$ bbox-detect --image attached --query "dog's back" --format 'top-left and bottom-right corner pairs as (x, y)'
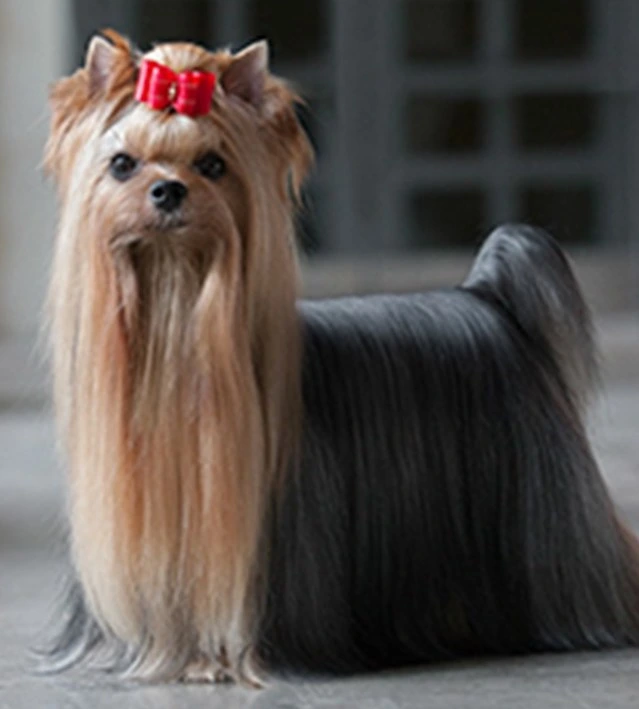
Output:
(262, 225), (639, 673)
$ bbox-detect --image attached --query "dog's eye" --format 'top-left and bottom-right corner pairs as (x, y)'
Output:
(194, 152), (226, 181)
(109, 153), (139, 181)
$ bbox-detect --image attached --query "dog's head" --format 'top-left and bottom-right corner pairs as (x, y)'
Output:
(47, 29), (311, 373)
(47, 29), (312, 276)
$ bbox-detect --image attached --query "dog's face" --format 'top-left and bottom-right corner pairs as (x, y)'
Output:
(47, 31), (312, 263)
(91, 105), (247, 253)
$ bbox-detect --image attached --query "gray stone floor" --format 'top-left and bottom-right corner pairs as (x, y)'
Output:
(1, 317), (638, 708)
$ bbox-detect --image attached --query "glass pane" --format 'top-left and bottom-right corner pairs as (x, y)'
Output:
(405, 95), (484, 154)
(515, 0), (591, 60)
(248, 0), (327, 61)
(407, 189), (486, 247)
(519, 184), (596, 243)
(513, 93), (597, 151)
(403, 0), (479, 63)
(138, 0), (212, 47)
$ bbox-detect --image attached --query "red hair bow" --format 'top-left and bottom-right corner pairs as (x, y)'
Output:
(135, 59), (217, 117)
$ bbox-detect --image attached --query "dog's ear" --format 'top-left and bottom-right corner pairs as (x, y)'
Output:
(85, 33), (119, 96)
(49, 30), (135, 117)
(221, 40), (314, 198)
(220, 40), (269, 108)
(46, 30), (136, 182)
(85, 29), (137, 98)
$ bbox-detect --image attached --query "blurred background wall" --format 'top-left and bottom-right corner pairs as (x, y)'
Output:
(0, 0), (637, 404)
(0, 0), (68, 337)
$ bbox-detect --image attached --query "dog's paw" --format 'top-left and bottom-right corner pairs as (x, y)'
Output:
(180, 655), (233, 684)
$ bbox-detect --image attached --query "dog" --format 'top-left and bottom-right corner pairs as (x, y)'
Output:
(44, 30), (639, 685)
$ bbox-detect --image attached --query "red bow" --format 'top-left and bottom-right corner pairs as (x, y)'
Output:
(135, 59), (217, 117)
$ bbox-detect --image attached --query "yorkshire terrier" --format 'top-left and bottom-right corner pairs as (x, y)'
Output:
(44, 30), (639, 686)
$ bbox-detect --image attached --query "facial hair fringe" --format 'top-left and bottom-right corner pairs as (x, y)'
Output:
(47, 172), (301, 684)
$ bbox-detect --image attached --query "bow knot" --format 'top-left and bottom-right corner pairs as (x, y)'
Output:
(135, 59), (217, 117)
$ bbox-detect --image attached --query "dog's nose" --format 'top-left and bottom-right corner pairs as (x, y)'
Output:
(149, 180), (188, 213)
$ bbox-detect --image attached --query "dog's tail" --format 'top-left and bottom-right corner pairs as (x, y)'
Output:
(463, 223), (639, 651)
(463, 223), (597, 409)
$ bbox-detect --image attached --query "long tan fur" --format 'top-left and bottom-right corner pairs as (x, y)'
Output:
(46, 30), (312, 683)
